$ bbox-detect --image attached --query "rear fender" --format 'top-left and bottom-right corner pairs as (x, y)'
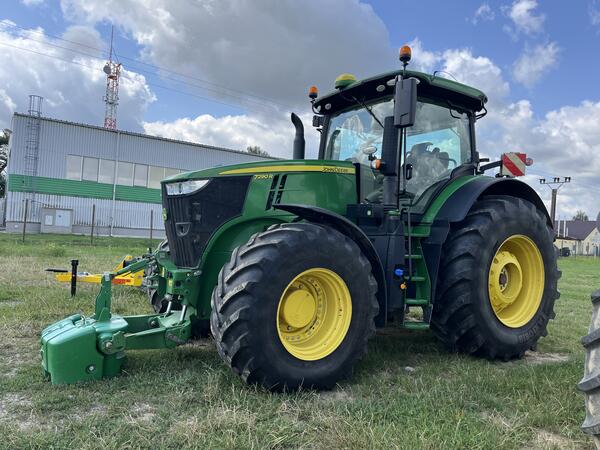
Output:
(433, 176), (551, 225)
(422, 176), (552, 304)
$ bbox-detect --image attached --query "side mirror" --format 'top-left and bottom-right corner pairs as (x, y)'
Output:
(379, 116), (398, 175)
(394, 77), (417, 128)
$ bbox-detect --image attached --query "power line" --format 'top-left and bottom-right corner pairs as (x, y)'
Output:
(0, 40), (281, 116)
(0, 33), (286, 111)
(1, 21), (295, 110)
(529, 169), (600, 194)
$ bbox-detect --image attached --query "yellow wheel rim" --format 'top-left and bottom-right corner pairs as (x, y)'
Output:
(488, 234), (544, 328)
(277, 268), (352, 361)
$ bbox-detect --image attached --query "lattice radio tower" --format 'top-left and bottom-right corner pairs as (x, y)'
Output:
(103, 26), (121, 129)
(24, 94), (43, 200)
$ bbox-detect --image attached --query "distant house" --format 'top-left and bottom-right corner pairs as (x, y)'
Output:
(555, 220), (600, 256)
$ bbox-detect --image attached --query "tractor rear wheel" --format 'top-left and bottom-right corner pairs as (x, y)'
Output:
(431, 195), (560, 360)
(579, 289), (600, 446)
(210, 222), (378, 391)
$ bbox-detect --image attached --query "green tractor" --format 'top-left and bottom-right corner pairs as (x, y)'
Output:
(41, 46), (560, 390)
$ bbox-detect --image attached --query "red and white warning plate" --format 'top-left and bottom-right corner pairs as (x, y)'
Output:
(500, 152), (527, 177)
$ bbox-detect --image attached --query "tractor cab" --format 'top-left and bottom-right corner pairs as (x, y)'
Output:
(312, 66), (487, 214)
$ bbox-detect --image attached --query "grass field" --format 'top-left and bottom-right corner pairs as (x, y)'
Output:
(0, 233), (598, 449)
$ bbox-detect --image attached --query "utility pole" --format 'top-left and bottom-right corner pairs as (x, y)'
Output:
(539, 177), (571, 234)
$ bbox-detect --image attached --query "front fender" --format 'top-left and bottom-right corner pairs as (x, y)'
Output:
(274, 204), (387, 326)
(194, 215), (292, 318)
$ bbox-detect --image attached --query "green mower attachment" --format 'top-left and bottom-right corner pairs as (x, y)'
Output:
(41, 257), (194, 384)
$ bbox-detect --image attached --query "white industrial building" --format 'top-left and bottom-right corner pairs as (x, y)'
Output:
(1, 113), (273, 237)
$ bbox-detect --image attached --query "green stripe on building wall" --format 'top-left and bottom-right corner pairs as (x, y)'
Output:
(8, 174), (162, 204)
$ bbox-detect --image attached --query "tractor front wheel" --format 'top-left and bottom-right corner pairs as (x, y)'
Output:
(210, 223), (378, 391)
(431, 195), (560, 360)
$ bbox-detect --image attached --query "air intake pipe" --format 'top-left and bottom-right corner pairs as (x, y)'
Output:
(291, 113), (305, 159)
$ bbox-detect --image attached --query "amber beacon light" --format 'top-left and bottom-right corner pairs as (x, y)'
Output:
(399, 45), (412, 64)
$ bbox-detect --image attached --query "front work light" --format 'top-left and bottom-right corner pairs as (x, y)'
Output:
(165, 179), (210, 195)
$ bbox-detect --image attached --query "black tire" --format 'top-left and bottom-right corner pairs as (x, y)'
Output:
(579, 289), (600, 444)
(431, 195), (560, 360)
(210, 222), (378, 391)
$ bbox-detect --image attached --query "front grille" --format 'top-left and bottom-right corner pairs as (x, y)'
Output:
(162, 176), (252, 267)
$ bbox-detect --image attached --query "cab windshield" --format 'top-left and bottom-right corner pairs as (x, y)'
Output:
(324, 97), (472, 210)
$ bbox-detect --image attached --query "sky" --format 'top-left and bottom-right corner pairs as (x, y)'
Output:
(1, 0), (599, 221)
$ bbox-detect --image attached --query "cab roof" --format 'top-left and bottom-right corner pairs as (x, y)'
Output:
(313, 69), (488, 115)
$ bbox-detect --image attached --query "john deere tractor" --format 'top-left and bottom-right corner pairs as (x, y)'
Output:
(41, 46), (560, 390)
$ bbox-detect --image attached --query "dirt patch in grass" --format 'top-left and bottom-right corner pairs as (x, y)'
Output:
(522, 351), (570, 365)
(125, 403), (156, 424)
(0, 393), (32, 418)
(318, 388), (355, 403)
(0, 393), (43, 432)
(526, 429), (579, 449)
(0, 337), (38, 378)
(72, 403), (108, 421)
(185, 338), (213, 349)
(208, 405), (256, 428)
(0, 300), (23, 307)
(175, 405), (257, 434)
(481, 411), (515, 430)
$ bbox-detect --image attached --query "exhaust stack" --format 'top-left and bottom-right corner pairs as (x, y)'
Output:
(291, 113), (305, 159)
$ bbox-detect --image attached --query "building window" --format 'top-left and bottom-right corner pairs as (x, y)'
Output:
(148, 166), (164, 189)
(117, 161), (134, 186)
(82, 157), (99, 182)
(134, 164), (148, 187)
(66, 155), (83, 180)
(98, 159), (115, 184)
(66, 156), (179, 188)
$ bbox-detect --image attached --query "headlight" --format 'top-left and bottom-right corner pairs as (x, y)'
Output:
(165, 179), (210, 195)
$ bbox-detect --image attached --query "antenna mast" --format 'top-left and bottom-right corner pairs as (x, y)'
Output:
(103, 26), (121, 129)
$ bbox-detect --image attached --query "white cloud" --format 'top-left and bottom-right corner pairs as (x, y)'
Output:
(57, 0), (395, 157)
(471, 3), (495, 25)
(143, 35), (512, 160)
(143, 111), (319, 159)
(0, 89), (17, 118)
(409, 39), (508, 103)
(590, 0), (600, 26)
(0, 21), (155, 131)
(407, 38), (442, 74)
(479, 99), (600, 220)
(504, 0), (545, 36)
(60, 0), (394, 110)
(20, 0), (44, 6)
(513, 42), (559, 87)
(441, 49), (509, 102)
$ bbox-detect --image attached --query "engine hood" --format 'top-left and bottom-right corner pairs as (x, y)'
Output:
(162, 159), (356, 184)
